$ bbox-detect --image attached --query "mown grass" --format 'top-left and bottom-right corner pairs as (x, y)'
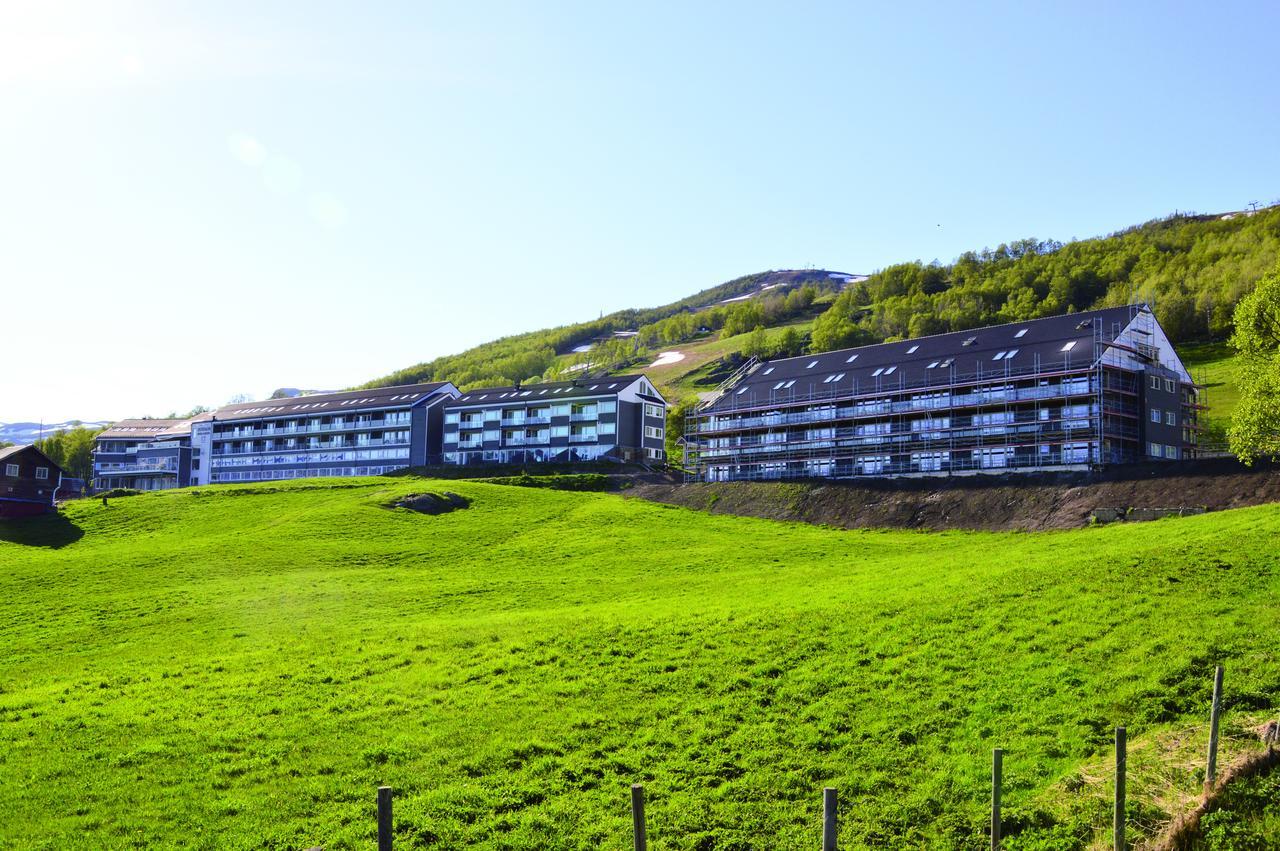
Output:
(0, 479), (1277, 849)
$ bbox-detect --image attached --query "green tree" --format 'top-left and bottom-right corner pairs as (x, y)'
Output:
(34, 426), (102, 482)
(743, 326), (770, 359)
(772, 326), (803, 358)
(1228, 260), (1280, 463)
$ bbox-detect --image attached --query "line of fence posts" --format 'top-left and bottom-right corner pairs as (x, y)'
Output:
(366, 666), (1230, 850)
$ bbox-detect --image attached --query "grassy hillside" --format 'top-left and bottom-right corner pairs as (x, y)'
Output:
(2, 481), (1278, 849)
(362, 208), (1279, 420)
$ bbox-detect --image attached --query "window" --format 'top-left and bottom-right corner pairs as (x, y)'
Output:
(551, 426), (569, 438)
(962, 337), (977, 346)
(871, 368), (884, 377)
(846, 353), (859, 363)
(773, 381), (786, 390)
(1061, 341), (1077, 352)
(1166, 411), (1176, 426)
(906, 345), (919, 354)
(444, 412), (459, 424)
(644, 403), (663, 418)
(1165, 445), (1178, 459)
(1004, 349), (1019, 359)
(938, 358), (954, 368)
(644, 426), (664, 440)
(1014, 328), (1028, 338)
(806, 360), (818, 369)
(598, 421), (616, 435)
(1150, 408), (1161, 423)
(1149, 442), (1162, 456)
(883, 366), (896, 375)
(1164, 378), (1175, 393)
(1150, 376), (1160, 390)
(823, 372), (845, 383)
(783, 380), (796, 388)
(35, 467), (49, 480)
(993, 351), (1006, 360)
(4, 464), (17, 477)
(736, 386), (749, 395)
(927, 361), (939, 369)
(762, 367), (774, 374)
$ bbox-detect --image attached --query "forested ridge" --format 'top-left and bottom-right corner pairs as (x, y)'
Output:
(365, 207), (1280, 393)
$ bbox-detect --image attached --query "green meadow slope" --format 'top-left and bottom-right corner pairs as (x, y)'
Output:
(1, 481), (1278, 849)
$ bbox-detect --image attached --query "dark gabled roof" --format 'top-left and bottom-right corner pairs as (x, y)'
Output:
(210, 382), (455, 422)
(448, 374), (648, 405)
(702, 304), (1148, 413)
(0, 443), (65, 473)
(97, 418), (192, 440)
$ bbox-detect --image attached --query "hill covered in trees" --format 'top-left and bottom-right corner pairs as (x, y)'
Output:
(364, 207), (1280, 404)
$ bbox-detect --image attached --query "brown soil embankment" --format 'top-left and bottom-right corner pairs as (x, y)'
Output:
(627, 458), (1280, 531)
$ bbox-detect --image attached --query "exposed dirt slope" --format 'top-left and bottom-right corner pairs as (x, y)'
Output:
(627, 459), (1280, 531)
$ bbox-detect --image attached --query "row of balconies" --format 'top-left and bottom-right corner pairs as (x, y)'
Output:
(214, 418), (410, 440)
(697, 382), (1102, 433)
(212, 437), (409, 455)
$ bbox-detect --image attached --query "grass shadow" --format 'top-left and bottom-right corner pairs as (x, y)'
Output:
(0, 511), (85, 549)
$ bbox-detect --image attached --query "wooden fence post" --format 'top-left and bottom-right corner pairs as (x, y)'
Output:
(631, 784), (647, 851)
(377, 786), (393, 851)
(1206, 665), (1224, 790)
(991, 748), (1003, 850)
(1114, 728), (1126, 850)
(822, 787), (837, 851)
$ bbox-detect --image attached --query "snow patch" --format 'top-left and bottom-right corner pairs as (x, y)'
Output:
(649, 351), (686, 368)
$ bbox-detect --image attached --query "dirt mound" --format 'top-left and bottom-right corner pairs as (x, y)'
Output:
(628, 459), (1280, 531)
(391, 492), (470, 515)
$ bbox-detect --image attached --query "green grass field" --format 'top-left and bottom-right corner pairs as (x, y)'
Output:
(1, 480), (1277, 849)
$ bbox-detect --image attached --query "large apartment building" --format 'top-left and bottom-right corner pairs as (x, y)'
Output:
(92, 416), (207, 492)
(442, 375), (667, 465)
(685, 304), (1201, 482)
(200, 382), (459, 484)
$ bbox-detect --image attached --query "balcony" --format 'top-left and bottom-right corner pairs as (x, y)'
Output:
(500, 418), (527, 427)
(569, 433), (597, 443)
(95, 460), (178, 475)
(524, 415), (550, 425)
(570, 412), (597, 422)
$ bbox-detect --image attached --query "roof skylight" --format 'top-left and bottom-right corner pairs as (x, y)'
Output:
(1061, 341), (1078, 352)
(806, 360), (818, 369)
(962, 337), (977, 346)
(737, 386), (749, 395)
(906, 345), (919, 354)
(884, 366), (897, 375)
(1014, 328), (1028, 338)
(872, 367), (884, 377)
(762, 367), (774, 375)
(846, 354), (859, 363)
(993, 351), (1006, 360)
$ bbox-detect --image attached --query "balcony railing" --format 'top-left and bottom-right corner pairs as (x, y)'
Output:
(214, 419), (410, 440)
(569, 433), (597, 443)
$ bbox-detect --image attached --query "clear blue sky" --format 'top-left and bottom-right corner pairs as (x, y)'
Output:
(3, 1), (1278, 423)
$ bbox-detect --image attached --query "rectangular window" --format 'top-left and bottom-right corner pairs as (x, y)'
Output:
(1165, 445), (1179, 460)
(444, 411), (459, 424)
(1150, 408), (1161, 423)
(1165, 411), (1176, 426)
(551, 425), (569, 438)
(883, 366), (896, 375)
(1014, 328), (1028, 338)
(806, 360), (818, 369)
(845, 353), (859, 363)
(35, 467), (48, 480)
(1004, 349), (1019, 359)
(598, 421), (616, 435)
(1061, 341), (1077, 352)
(1150, 375), (1160, 390)
(906, 344), (919, 354)
(1149, 442), (1161, 457)
(1164, 378), (1175, 393)
(644, 426), (664, 440)
(643, 403), (663, 419)
(993, 351), (1006, 360)
(598, 400), (617, 414)
(871, 368), (883, 377)
(4, 464), (17, 477)
(762, 367), (774, 374)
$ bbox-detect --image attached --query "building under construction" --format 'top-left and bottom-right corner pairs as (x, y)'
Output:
(685, 304), (1201, 482)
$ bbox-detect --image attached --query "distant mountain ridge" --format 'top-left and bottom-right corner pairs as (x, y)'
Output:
(0, 421), (109, 446)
